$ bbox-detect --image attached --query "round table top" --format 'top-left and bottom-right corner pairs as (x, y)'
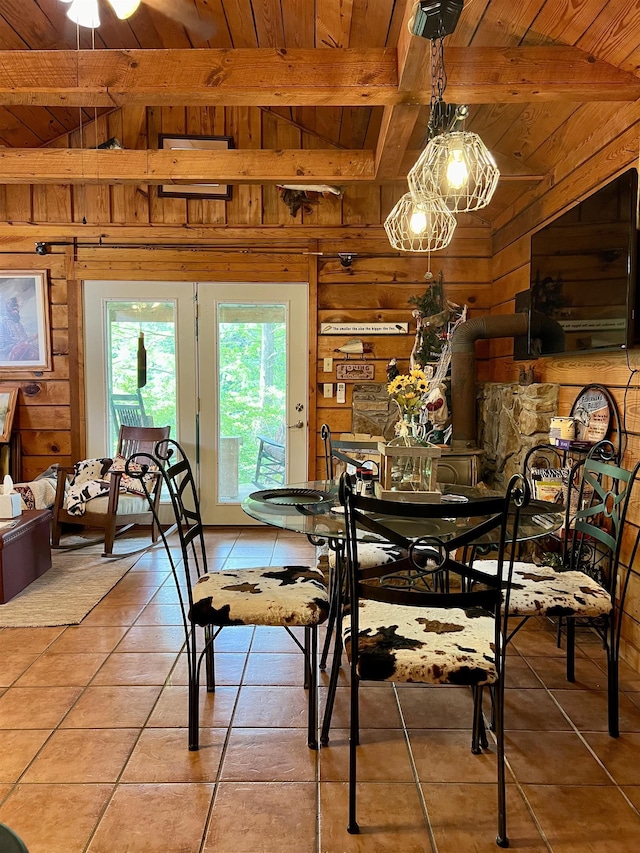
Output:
(241, 480), (563, 545)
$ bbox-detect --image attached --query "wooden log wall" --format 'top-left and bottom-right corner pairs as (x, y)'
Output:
(489, 132), (640, 670)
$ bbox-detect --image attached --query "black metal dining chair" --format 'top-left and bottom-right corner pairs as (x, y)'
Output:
(327, 472), (529, 846)
(127, 438), (330, 750)
(476, 440), (640, 737)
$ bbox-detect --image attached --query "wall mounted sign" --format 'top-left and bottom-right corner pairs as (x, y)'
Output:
(336, 363), (375, 381)
(571, 387), (611, 442)
(320, 322), (409, 335)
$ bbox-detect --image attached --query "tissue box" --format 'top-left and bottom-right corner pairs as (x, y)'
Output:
(0, 493), (22, 518)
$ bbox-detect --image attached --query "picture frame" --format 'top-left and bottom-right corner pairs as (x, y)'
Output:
(157, 134), (234, 200)
(0, 387), (18, 443)
(0, 271), (52, 371)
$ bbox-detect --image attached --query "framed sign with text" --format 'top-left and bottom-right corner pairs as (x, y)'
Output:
(320, 322), (408, 335)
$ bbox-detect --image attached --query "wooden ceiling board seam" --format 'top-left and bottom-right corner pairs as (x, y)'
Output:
(448, 0), (492, 47)
(347, 0), (395, 49)
(576, 0), (640, 65)
(252, 0), (286, 48)
(316, 0), (354, 49)
(469, 0), (552, 47)
(282, 0), (315, 47)
(491, 102), (580, 170)
(220, 0), (259, 48)
(518, 0), (610, 48)
(190, 0), (233, 49)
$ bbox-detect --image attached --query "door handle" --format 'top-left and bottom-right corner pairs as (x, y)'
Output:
(287, 420), (304, 429)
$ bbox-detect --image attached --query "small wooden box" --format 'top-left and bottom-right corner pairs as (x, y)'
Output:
(375, 441), (441, 501)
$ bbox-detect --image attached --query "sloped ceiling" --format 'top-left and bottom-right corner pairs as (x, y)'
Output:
(0, 0), (639, 228)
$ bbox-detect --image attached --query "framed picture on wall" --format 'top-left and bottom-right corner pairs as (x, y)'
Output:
(157, 134), (234, 200)
(0, 386), (18, 443)
(0, 271), (52, 371)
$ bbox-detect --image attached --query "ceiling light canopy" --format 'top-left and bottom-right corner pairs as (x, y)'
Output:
(384, 191), (456, 253)
(63, 0), (141, 28)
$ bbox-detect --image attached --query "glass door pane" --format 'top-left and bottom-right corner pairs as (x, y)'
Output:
(105, 300), (178, 455)
(217, 302), (287, 503)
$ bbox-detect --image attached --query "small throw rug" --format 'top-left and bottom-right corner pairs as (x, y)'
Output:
(0, 533), (155, 628)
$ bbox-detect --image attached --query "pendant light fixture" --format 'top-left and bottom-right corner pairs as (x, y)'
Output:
(384, 190), (456, 254)
(407, 22), (500, 214)
(61, 0), (141, 28)
(408, 129), (500, 214)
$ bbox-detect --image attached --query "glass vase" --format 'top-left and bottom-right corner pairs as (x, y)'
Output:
(387, 413), (433, 491)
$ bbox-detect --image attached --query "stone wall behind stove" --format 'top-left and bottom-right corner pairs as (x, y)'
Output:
(476, 382), (559, 489)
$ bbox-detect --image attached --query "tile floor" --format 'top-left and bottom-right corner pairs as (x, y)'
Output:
(1, 527), (640, 852)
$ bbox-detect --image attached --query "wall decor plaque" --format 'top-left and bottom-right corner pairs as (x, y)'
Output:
(320, 322), (408, 335)
(336, 363), (375, 381)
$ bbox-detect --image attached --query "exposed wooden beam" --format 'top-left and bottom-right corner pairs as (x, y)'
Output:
(375, 1), (424, 179)
(0, 47), (638, 108)
(0, 148), (375, 184)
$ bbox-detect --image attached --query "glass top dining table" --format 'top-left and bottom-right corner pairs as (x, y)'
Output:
(241, 479), (564, 545)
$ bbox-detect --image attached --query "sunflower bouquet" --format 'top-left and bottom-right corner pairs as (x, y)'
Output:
(386, 367), (429, 417)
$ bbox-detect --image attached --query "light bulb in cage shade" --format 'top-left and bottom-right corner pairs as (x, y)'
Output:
(108, 0), (141, 19)
(66, 0), (101, 28)
(409, 205), (428, 235)
(446, 147), (468, 190)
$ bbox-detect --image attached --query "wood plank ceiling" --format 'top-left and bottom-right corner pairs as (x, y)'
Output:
(0, 0), (639, 229)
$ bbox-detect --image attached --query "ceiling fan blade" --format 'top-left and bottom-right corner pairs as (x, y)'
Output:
(143, 0), (217, 40)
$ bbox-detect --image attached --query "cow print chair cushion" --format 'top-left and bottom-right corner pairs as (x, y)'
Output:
(477, 560), (612, 618)
(189, 565), (329, 628)
(343, 599), (498, 685)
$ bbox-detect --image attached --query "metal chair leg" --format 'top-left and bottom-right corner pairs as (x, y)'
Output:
(566, 616), (576, 682)
(188, 635), (200, 751)
(494, 675), (509, 848)
(307, 626), (319, 749)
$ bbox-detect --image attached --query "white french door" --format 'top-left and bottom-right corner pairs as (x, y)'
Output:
(84, 280), (309, 524)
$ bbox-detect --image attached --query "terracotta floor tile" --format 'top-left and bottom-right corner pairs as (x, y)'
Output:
(81, 603), (145, 626)
(14, 651), (108, 687)
(522, 784), (640, 851)
(21, 728), (139, 783)
(551, 688), (640, 732)
(233, 685), (309, 727)
(0, 627), (64, 654)
(510, 624), (577, 657)
(0, 784), (11, 805)
(584, 732), (640, 785)
(114, 625), (186, 653)
(0, 783), (114, 853)
(617, 660), (640, 692)
(320, 781), (432, 852)
(121, 727), (225, 782)
(133, 604), (185, 626)
(250, 624), (305, 653)
(99, 585), (156, 607)
(320, 727), (414, 783)
(211, 625), (254, 652)
(0, 729), (52, 782)
(501, 688), (572, 731)
(242, 651), (313, 687)
(503, 657), (545, 689)
(0, 687), (83, 729)
(505, 730), (610, 784)
(320, 684), (401, 732)
(87, 783), (214, 853)
(204, 782), (317, 853)
(526, 653), (608, 691)
(220, 727), (317, 781)
(0, 652), (40, 687)
(408, 728), (498, 783)
(148, 584), (181, 605)
(146, 684), (237, 728)
(61, 685), (162, 728)
(422, 783), (548, 852)
(47, 625), (129, 654)
(396, 683), (477, 729)
(92, 652), (179, 686)
(169, 652), (247, 686)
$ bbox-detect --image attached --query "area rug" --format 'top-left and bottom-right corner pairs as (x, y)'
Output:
(0, 533), (156, 628)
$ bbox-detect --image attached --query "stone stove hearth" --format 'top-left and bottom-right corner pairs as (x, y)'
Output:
(476, 382), (559, 490)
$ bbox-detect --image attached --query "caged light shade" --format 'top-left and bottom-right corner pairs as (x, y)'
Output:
(384, 191), (456, 253)
(408, 131), (500, 214)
